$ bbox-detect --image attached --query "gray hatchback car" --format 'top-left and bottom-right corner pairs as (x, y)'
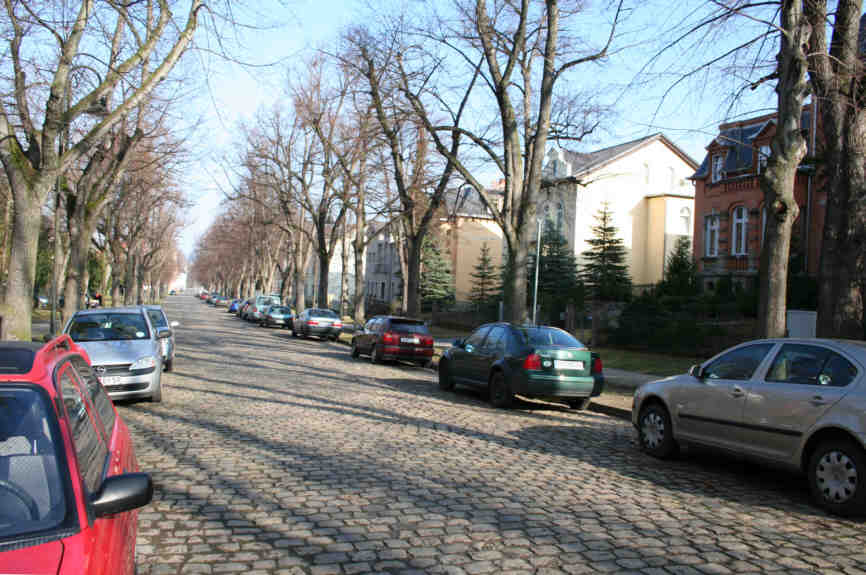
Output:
(64, 307), (168, 402)
(633, 338), (866, 516)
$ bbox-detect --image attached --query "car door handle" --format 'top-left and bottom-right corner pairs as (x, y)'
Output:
(730, 386), (745, 398)
(811, 395), (827, 405)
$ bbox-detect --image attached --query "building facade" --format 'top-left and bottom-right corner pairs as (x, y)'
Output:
(541, 134), (698, 288)
(690, 105), (825, 290)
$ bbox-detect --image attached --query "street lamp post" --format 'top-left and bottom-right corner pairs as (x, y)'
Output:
(531, 216), (542, 325)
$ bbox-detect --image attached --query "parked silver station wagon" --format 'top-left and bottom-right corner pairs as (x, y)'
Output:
(633, 338), (866, 516)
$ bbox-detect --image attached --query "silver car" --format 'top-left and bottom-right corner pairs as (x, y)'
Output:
(64, 307), (167, 402)
(143, 305), (179, 372)
(633, 338), (866, 516)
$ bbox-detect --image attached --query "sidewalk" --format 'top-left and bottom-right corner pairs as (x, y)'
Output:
(588, 369), (665, 420)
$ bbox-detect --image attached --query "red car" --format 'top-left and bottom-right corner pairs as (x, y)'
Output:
(0, 336), (152, 575)
(350, 315), (434, 366)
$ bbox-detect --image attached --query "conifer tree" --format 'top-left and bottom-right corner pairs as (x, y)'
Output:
(581, 202), (631, 301)
(469, 243), (500, 309)
(659, 236), (697, 296)
(420, 235), (455, 309)
(528, 221), (583, 321)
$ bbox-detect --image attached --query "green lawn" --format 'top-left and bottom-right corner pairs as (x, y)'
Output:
(591, 347), (703, 377)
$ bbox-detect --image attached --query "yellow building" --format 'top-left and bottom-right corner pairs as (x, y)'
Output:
(541, 134), (698, 288)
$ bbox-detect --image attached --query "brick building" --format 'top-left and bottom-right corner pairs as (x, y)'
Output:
(690, 103), (826, 290)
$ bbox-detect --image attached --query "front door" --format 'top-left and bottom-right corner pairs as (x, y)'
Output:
(450, 326), (492, 386)
(674, 342), (775, 452)
(743, 344), (859, 461)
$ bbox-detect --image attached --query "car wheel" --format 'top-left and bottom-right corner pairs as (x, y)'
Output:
(164, 358), (173, 372)
(149, 378), (163, 403)
(638, 402), (678, 458)
(438, 360), (454, 391)
(808, 439), (866, 516)
(567, 398), (592, 410)
(371, 344), (381, 364)
(351, 340), (360, 358)
(489, 371), (513, 408)
(291, 325), (298, 337)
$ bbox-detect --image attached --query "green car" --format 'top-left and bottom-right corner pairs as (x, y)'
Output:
(438, 323), (604, 409)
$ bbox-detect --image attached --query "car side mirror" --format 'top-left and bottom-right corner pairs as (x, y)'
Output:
(157, 328), (172, 339)
(688, 364), (703, 379)
(170, 321), (179, 328)
(91, 473), (153, 518)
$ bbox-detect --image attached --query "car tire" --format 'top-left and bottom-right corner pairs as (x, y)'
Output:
(351, 340), (360, 358)
(291, 325), (298, 337)
(438, 360), (454, 391)
(489, 371), (513, 408)
(149, 379), (163, 403)
(638, 402), (678, 458)
(371, 344), (381, 364)
(568, 398), (591, 410)
(808, 439), (866, 516)
(164, 358), (173, 372)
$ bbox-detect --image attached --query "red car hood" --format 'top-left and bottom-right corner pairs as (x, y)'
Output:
(0, 540), (63, 574)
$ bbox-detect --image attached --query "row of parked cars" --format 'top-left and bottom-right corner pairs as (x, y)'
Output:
(0, 294), (186, 571)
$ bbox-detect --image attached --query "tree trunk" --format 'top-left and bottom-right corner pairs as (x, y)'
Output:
(3, 196), (43, 340)
(395, 225), (409, 313)
(63, 210), (94, 320)
(756, 0), (809, 338)
(316, 249), (331, 309)
(353, 237), (366, 326)
(340, 230), (350, 317)
(406, 236), (422, 316)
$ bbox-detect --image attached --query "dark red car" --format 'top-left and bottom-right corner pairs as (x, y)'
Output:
(350, 316), (434, 366)
(0, 336), (152, 575)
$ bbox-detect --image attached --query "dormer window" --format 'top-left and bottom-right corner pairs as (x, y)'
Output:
(711, 154), (725, 183)
(757, 144), (771, 174)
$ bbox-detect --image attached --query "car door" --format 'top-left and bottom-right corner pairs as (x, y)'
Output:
(674, 342), (775, 451)
(470, 326), (505, 384)
(449, 326), (492, 386)
(742, 343), (860, 461)
(56, 362), (132, 575)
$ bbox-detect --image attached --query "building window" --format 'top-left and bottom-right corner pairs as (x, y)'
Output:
(704, 215), (719, 257)
(680, 207), (691, 235)
(731, 205), (748, 256)
(758, 144), (771, 174)
(711, 154), (725, 183)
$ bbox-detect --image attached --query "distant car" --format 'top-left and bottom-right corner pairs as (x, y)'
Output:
(351, 316), (434, 366)
(168, 289), (176, 296)
(35, 295), (49, 308)
(633, 338), (866, 517)
(438, 323), (604, 409)
(0, 336), (153, 575)
(228, 299), (242, 313)
(64, 307), (167, 402)
(245, 295), (281, 322)
(142, 305), (179, 372)
(260, 305), (293, 328)
(292, 308), (342, 340)
(238, 299), (254, 319)
(214, 296), (230, 308)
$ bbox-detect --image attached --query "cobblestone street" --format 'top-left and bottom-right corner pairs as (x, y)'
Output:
(123, 297), (866, 575)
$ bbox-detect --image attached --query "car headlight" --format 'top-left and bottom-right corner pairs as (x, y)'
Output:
(130, 356), (157, 371)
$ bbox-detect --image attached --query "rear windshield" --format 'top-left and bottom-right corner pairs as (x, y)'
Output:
(515, 327), (584, 348)
(67, 313), (151, 342)
(270, 307), (291, 314)
(311, 309), (338, 318)
(0, 386), (70, 540)
(390, 321), (429, 334)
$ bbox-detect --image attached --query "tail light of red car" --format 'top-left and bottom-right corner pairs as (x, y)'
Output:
(591, 356), (603, 374)
(523, 353), (542, 370)
(307, 320), (319, 326)
(419, 335), (433, 347)
(382, 331), (398, 344)
(334, 321), (343, 328)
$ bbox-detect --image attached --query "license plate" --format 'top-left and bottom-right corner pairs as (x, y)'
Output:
(400, 337), (420, 344)
(274, 319), (283, 324)
(554, 360), (584, 371)
(100, 376), (122, 386)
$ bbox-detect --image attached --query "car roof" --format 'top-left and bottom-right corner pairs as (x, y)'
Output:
(0, 336), (86, 388)
(72, 306), (145, 315)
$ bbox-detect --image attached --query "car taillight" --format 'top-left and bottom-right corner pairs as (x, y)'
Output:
(382, 331), (398, 344)
(592, 356), (603, 374)
(523, 353), (542, 370)
(334, 322), (343, 328)
(307, 320), (319, 326)
(420, 335), (433, 347)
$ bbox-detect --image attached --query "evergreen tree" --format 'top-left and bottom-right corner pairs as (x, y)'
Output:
(420, 235), (455, 310)
(528, 222), (583, 321)
(469, 243), (500, 309)
(581, 202), (631, 301)
(659, 236), (696, 296)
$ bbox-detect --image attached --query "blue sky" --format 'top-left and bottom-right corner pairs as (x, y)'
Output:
(178, 0), (776, 256)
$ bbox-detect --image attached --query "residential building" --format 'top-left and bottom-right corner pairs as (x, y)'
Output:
(364, 230), (402, 304)
(690, 104), (824, 290)
(541, 134), (699, 288)
(304, 229), (358, 310)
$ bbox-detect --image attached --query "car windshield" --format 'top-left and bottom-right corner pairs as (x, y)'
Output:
(68, 313), (151, 342)
(0, 386), (69, 540)
(390, 320), (429, 334)
(515, 327), (584, 348)
(270, 307), (291, 315)
(146, 310), (167, 328)
(311, 309), (338, 318)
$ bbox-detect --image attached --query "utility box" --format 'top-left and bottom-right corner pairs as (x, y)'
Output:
(787, 310), (817, 338)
